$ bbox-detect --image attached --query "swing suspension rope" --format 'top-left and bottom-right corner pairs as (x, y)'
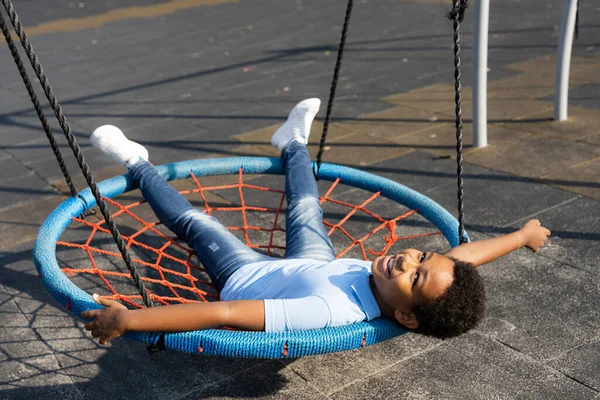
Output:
(3, 0), (469, 352)
(1, 0), (154, 308)
(316, 0), (354, 171)
(449, 0), (469, 244)
(315, 0), (468, 243)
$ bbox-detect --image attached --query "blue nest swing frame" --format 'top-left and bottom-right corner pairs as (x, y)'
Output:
(34, 157), (465, 358)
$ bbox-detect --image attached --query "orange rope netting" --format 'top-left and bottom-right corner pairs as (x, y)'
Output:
(56, 169), (441, 309)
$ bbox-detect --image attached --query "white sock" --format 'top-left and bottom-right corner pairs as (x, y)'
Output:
(90, 125), (149, 168)
(271, 98), (321, 151)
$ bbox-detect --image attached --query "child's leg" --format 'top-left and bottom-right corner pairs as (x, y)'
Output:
(283, 141), (336, 261)
(271, 99), (335, 261)
(92, 125), (272, 289)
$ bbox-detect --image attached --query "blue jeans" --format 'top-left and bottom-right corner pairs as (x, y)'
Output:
(128, 141), (335, 290)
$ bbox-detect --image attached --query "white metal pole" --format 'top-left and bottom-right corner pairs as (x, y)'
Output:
(472, 0), (489, 148)
(555, 0), (578, 121)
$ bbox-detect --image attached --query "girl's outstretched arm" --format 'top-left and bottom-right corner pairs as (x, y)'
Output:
(81, 294), (265, 344)
(444, 219), (551, 268)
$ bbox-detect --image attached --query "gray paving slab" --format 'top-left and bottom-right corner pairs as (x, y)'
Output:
(358, 151), (489, 195)
(548, 340), (600, 392)
(0, 285), (31, 329)
(40, 18), (304, 99)
(0, 116), (49, 147)
(1, 70), (98, 105)
(49, 340), (272, 400)
(521, 196), (600, 276)
(0, 358), (83, 400)
(178, 360), (329, 400)
(0, 325), (58, 364)
(8, 0), (170, 26)
(0, 172), (58, 211)
(282, 334), (441, 396)
(570, 83), (600, 110)
(0, 89), (33, 115)
(0, 198), (66, 252)
(159, 97), (276, 137)
(0, 285), (82, 400)
(477, 250), (600, 361)
(82, 117), (203, 153)
(0, 156), (33, 183)
(3, 136), (79, 166)
(144, 136), (251, 165)
(426, 169), (579, 233)
(61, 94), (178, 135)
(25, 145), (113, 183)
(214, 60), (320, 97)
(0, 246), (48, 299)
(328, 332), (597, 400)
(541, 83), (600, 111)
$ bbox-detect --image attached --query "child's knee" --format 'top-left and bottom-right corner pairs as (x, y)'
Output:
(288, 195), (321, 211)
(287, 197), (323, 224)
(174, 209), (216, 238)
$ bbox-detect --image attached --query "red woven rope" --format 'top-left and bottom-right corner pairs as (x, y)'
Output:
(56, 169), (441, 308)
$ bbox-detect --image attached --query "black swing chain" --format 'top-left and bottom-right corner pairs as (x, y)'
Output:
(1, 0), (154, 308)
(0, 11), (78, 198)
(449, 0), (468, 244)
(316, 0), (354, 172)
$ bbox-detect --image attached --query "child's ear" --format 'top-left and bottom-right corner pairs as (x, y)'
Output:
(394, 309), (419, 329)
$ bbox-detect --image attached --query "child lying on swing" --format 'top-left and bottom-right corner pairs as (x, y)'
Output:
(82, 98), (551, 345)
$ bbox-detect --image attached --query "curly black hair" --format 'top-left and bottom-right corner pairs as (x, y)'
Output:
(412, 259), (486, 339)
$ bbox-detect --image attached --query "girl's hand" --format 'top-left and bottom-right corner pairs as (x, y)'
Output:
(520, 219), (551, 252)
(81, 294), (129, 345)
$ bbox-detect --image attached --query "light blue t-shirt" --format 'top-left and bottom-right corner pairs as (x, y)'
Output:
(220, 258), (382, 332)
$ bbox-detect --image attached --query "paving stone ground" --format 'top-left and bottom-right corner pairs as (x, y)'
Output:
(1, 0), (599, 399)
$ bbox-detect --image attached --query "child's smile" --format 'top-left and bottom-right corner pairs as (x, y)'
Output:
(371, 249), (455, 327)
